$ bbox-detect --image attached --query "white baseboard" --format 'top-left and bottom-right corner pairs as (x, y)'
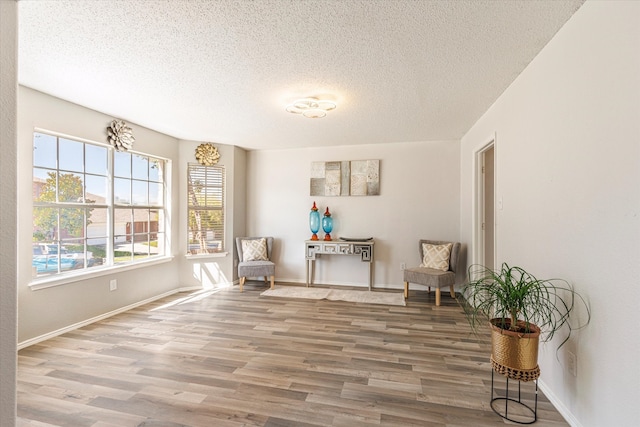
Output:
(538, 379), (582, 427)
(17, 285), (207, 350)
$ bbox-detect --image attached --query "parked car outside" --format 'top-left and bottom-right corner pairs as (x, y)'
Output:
(32, 243), (94, 273)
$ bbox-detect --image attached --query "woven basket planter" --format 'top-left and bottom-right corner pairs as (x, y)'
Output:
(490, 318), (541, 381)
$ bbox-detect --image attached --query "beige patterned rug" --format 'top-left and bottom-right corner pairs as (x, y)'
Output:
(261, 286), (406, 306)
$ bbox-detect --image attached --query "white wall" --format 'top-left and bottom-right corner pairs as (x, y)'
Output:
(17, 87), (182, 343)
(460, 2), (640, 426)
(246, 140), (461, 288)
(0, 1), (18, 424)
(232, 146), (247, 282)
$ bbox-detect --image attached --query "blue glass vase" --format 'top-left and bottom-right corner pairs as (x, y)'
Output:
(322, 207), (333, 241)
(309, 202), (320, 240)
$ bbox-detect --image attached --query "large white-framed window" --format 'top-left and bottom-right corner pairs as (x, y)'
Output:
(187, 163), (225, 255)
(32, 131), (168, 278)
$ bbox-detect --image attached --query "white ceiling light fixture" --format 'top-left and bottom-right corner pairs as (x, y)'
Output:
(286, 98), (337, 118)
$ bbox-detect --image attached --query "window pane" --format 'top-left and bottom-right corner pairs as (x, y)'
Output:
(138, 248), (151, 259)
(114, 208), (132, 236)
(133, 209), (149, 233)
(33, 207), (57, 241)
(132, 154), (148, 180)
(188, 209), (222, 253)
(33, 132), (57, 169)
(114, 151), (131, 178)
(32, 242), (63, 276)
(114, 178), (131, 204)
(33, 169), (56, 202)
(31, 240), (54, 276)
(87, 208), (108, 241)
(132, 180), (148, 205)
(61, 238), (87, 270)
(149, 182), (162, 206)
(114, 239), (133, 264)
(87, 237), (107, 267)
(204, 187), (222, 206)
(136, 239), (151, 258)
(149, 159), (163, 182)
(114, 208), (131, 263)
(149, 233), (162, 256)
(85, 175), (108, 202)
(59, 207), (85, 238)
(151, 209), (163, 233)
(85, 144), (108, 176)
(57, 173), (85, 203)
(132, 209), (150, 258)
(59, 138), (84, 172)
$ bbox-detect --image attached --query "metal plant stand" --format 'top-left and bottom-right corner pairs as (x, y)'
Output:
(490, 369), (538, 424)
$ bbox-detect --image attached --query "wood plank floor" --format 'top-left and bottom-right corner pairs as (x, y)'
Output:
(17, 282), (568, 427)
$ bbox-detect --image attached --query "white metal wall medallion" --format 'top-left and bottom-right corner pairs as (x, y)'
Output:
(107, 119), (135, 151)
(195, 143), (221, 166)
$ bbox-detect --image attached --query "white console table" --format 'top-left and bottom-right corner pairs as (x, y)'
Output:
(305, 240), (375, 290)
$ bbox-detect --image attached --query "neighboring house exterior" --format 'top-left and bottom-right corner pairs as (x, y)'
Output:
(33, 178), (158, 245)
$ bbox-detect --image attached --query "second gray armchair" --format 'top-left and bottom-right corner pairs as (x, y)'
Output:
(403, 239), (461, 306)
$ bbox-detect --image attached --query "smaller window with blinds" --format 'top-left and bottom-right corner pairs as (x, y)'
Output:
(187, 164), (225, 254)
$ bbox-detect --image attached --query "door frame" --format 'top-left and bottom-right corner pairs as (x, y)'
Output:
(472, 134), (496, 270)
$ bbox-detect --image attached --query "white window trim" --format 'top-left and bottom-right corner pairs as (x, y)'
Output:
(184, 252), (229, 259)
(28, 255), (174, 291)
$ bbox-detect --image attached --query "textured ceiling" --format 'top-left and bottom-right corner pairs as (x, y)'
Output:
(18, 0), (584, 150)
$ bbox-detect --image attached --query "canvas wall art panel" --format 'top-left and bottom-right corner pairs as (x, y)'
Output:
(350, 160), (379, 196)
(310, 159), (379, 196)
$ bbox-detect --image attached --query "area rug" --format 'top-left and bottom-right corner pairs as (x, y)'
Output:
(260, 286), (406, 306)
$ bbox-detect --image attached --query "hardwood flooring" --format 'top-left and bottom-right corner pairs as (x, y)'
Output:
(17, 283), (568, 426)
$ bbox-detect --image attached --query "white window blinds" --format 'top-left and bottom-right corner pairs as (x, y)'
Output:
(187, 164), (225, 254)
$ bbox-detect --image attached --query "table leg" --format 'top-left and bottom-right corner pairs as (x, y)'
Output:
(310, 260), (315, 286)
(306, 259), (316, 287)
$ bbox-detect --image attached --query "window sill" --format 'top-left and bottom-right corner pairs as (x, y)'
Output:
(28, 256), (175, 291)
(184, 252), (229, 260)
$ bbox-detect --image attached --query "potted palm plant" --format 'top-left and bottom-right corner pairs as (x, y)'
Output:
(462, 263), (590, 381)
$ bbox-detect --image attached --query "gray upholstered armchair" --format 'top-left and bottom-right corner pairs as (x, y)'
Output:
(235, 237), (275, 292)
(403, 239), (460, 305)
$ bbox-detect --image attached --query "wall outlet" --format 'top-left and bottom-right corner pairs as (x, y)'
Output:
(400, 262), (406, 270)
(567, 351), (577, 376)
(109, 279), (117, 291)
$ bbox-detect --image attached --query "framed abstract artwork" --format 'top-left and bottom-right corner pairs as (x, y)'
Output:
(310, 159), (379, 196)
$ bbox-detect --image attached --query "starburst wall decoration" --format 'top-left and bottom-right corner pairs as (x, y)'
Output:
(195, 143), (221, 166)
(107, 119), (135, 151)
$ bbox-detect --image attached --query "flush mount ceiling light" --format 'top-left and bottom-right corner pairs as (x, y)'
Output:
(286, 98), (337, 118)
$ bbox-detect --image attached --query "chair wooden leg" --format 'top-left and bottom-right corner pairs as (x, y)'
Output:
(435, 287), (441, 306)
(449, 285), (455, 298)
(239, 277), (245, 292)
(404, 282), (409, 299)
(428, 287), (431, 293)
(270, 275), (275, 289)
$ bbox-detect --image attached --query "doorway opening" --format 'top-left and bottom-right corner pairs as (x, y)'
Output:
(474, 138), (496, 270)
